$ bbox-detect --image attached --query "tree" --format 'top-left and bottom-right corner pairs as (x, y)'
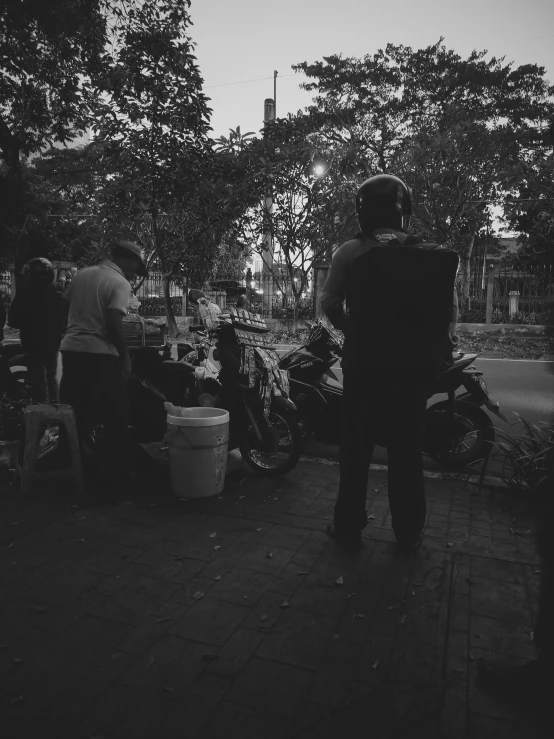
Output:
(500, 119), (554, 262)
(293, 39), (553, 175)
(216, 116), (358, 328)
(91, 0), (222, 337)
(398, 119), (523, 309)
(292, 40), (554, 308)
(0, 0), (127, 272)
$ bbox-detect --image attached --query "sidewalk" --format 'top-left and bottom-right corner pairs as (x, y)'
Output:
(0, 461), (548, 739)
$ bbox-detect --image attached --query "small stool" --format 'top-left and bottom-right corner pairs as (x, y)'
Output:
(15, 404), (85, 501)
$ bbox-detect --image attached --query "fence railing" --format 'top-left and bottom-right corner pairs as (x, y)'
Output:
(3, 256), (552, 325)
(464, 255), (553, 324)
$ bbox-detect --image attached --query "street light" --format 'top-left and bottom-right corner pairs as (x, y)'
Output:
(314, 164), (325, 177)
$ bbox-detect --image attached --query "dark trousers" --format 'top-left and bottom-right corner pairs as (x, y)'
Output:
(336, 369), (428, 542)
(60, 351), (130, 482)
(27, 352), (59, 404)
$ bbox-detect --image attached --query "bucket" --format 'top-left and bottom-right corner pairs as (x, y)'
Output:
(165, 408), (230, 498)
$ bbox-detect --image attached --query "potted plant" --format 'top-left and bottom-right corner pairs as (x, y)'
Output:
(0, 393), (29, 470)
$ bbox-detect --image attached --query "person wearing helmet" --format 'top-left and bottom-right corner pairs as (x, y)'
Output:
(8, 257), (67, 403)
(320, 174), (459, 553)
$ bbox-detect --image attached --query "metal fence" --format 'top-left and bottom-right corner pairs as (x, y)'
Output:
(463, 248), (554, 324)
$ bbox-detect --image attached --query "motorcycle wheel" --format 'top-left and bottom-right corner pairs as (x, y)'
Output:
(239, 406), (302, 477)
(424, 400), (495, 470)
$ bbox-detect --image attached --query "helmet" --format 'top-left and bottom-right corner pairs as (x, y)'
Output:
(21, 258), (55, 285)
(356, 175), (412, 233)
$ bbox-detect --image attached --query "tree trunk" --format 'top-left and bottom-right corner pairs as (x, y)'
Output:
(460, 228), (478, 315)
(163, 272), (179, 338)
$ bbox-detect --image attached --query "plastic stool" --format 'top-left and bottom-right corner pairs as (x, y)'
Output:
(16, 404), (85, 501)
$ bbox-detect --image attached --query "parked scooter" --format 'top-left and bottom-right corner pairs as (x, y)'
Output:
(177, 311), (303, 477)
(124, 322), (302, 477)
(279, 320), (507, 470)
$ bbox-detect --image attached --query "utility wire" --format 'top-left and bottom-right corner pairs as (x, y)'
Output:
(205, 73), (297, 89)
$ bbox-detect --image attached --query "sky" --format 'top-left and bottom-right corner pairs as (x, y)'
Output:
(189, 0), (554, 139)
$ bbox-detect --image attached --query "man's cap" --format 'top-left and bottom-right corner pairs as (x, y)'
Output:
(111, 240), (147, 277)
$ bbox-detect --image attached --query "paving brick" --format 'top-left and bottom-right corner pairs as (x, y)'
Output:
(445, 629), (469, 679)
(116, 602), (189, 655)
(208, 566), (274, 607)
(470, 556), (525, 584)
(132, 542), (206, 583)
(86, 684), (173, 739)
(169, 596), (250, 646)
(203, 627), (265, 678)
(50, 615), (133, 663)
(172, 576), (217, 606)
(255, 608), (336, 671)
(466, 647), (529, 723)
(202, 700), (292, 739)
(268, 562), (308, 597)
(470, 578), (533, 625)
(308, 658), (356, 708)
(91, 561), (149, 596)
(224, 656), (314, 717)
(260, 524), (312, 550)
(469, 614), (536, 660)
(91, 575), (179, 626)
(119, 634), (209, 695)
(159, 673), (233, 737)
(439, 678), (467, 738)
(289, 531), (329, 570)
(290, 576), (352, 619)
(240, 589), (296, 632)
(466, 712), (544, 739)
(236, 543), (296, 575)
(354, 635), (394, 685)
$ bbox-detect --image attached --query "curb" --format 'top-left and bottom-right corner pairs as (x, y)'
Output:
(300, 455), (509, 489)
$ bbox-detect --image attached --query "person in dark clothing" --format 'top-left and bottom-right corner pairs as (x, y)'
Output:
(236, 287), (250, 310)
(0, 294), (6, 343)
(8, 258), (67, 403)
(320, 175), (459, 553)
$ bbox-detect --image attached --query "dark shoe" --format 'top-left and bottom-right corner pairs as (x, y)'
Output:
(396, 530), (423, 550)
(326, 523), (363, 554)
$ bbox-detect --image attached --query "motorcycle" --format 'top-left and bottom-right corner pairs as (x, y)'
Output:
(120, 313), (302, 477)
(279, 320), (507, 470)
(176, 311), (303, 477)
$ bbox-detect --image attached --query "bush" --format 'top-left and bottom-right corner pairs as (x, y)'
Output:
(137, 297), (183, 317)
(473, 414), (554, 496)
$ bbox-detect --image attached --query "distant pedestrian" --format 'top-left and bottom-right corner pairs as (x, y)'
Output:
(8, 258), (67, 403)
(0, 291), (6, 344)
(188, 290), (221, 329)
(236, 287), (250, 310)
(59, 240), (147, 497)
(321, 174), (459, 553)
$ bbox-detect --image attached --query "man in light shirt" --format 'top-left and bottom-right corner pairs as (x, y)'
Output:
(60, 240), (147, 497)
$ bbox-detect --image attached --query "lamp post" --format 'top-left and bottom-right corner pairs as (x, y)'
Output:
(262, 97), (276, 317)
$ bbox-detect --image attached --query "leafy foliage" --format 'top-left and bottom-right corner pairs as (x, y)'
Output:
(474, 415), (554, 496)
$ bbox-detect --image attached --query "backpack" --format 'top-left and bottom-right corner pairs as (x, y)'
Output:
(346, 240), (459, 378)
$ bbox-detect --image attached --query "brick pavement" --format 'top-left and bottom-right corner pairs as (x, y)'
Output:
(0, 460), (549, 739)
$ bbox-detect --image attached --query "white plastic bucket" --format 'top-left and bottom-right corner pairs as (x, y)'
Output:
(165, 408), (230, 498)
